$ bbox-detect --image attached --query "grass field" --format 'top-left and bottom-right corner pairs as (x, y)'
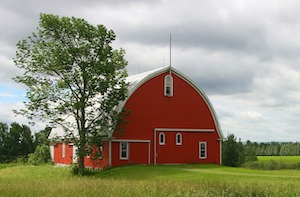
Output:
(242, 156), (300, 170)
(1, 163), (300, 196)
(258, 155), (300, 163)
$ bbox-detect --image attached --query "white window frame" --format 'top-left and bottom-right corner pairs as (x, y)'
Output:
(176, 133), (182, 145)
(164, 74), (173, 97)
(159, 132), (165, 145)
(120, 142), (129, 160)
(86, 144), (91, 158)
(99, 146), (103, 159)
(62, 142), (65, 158)
(199, 142), (207, 159)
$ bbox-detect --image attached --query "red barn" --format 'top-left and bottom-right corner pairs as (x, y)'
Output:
(49, 67), (223, 168)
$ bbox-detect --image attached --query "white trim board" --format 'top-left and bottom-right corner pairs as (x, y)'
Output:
(154, 128), (214, 132)
(111, 139), (151, 143)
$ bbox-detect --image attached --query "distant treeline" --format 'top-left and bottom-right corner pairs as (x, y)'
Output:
(0, 122), (50, 163)
(245, 141), (300, 156)
(222, 134), (300, 167)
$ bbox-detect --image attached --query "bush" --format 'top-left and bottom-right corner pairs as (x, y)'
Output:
(295, 162), (300, 169)
(70, 164), (79, 175)
(28, 145), (51, 165)
(14, 156), (28, 164)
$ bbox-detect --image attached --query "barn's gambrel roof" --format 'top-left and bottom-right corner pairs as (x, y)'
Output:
(122, 66), (223, 139)
(49, 66), (223, 139)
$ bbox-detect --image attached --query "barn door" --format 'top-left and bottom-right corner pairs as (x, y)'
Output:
(156, 131), (186, 164)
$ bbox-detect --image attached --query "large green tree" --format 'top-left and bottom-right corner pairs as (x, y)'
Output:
(222, 134), (245, 167)
(14, 14), (128, 174)
(0, 122), (9, 162)
(0, 122), (34, 162)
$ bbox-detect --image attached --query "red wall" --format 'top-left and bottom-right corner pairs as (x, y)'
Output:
(111, 142), (149, 166)
(84, 142), (109, 169)
(54, 142), (110, 169)
(112, 71), (221, 166)
(156, 132), (220, 164)
(54, 143), (73, 165)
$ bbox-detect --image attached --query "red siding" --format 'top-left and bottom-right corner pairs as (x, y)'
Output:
(112, 71), (221, 166)
(111, 142), (149, 166)
(54, 143), (73, 165)
(84, 142), (109, 169)
(53, 142), (110, 169)
(156, 132), (220, 164)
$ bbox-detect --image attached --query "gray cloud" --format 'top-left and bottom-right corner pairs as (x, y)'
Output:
(1, 0), (300, 141)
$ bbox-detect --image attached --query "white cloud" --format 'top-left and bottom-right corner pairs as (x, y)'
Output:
(0, 102), (47, 133)
(240, 111), (263, 120)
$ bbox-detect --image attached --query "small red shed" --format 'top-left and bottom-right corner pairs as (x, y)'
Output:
(49, 67), (223, 168)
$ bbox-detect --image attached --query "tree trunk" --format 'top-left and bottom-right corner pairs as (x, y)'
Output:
(78, 153), (85, 175)
(78, 128), (86, 175)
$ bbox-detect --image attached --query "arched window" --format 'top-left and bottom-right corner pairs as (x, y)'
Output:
(164, 74), (173, 97)
(86, 144), (91, 158)
(159, 132), (165, 145)
(176, 133), (182, 145)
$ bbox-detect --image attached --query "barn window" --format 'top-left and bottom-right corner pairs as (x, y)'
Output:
(159, 132), (165, 145)
(99, 146), (103, 159)
(86, 144), (91, 158)
(62, 142), (65, 158)
(164, 74), (173, 97)
(176, 133), (182, 145)
(120, 142), (129, 160)
(199, 142), (207, 159)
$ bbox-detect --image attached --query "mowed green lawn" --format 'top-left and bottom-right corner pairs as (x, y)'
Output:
(0, 163), (300, 196)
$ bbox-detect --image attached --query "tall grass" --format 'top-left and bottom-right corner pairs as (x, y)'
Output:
(1, 164), (300, 196)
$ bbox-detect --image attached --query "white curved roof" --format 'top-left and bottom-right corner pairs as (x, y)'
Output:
(48, 126), (65, 139)
(49, 66), (223, 139)
(126, 67), (166, 91)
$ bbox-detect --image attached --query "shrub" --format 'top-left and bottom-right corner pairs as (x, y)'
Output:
(295, 162), (300, 169)
(14, 156), (28, 164)
(28, 145), (50, 165)
(70, 164), (79, 175)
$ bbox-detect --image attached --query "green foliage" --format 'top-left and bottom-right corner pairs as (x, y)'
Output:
(70, 164), (79, 175)
(244, 140), (258, 162)
(13, 14), (128, 174)
(14, 156), (28, 164)
(34, 127), (51, 147)
(28, 145), (51, 165)
(245, 141), (300, 156)
(0, 122), (34, 163)
(0, 122), (9, 162)
(222, 134), (245, 167)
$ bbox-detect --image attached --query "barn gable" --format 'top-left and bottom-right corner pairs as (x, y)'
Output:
(121, 66), (223, 139)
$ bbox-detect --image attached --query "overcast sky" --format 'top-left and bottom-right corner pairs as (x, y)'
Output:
(1, 0), (300, 142)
